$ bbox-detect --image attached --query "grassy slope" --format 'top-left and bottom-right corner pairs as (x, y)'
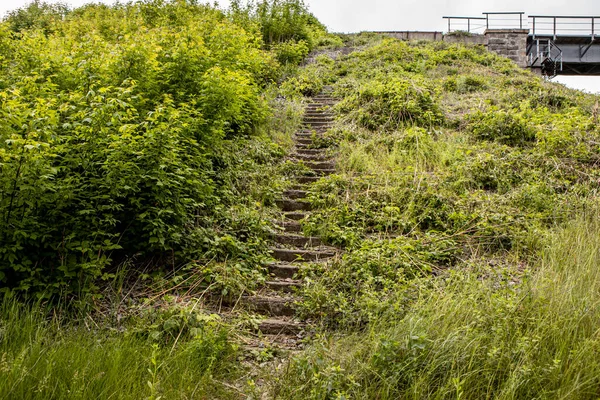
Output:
(270, 36), (600, 398)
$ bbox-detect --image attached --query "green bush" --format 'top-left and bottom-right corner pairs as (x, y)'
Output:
(469, 108), (536, 146)
(0, 0), (302, 296)
(272, 39), (309, 64)
(337, 76), (443, 129)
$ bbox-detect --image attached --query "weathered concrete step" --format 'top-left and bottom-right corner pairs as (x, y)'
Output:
(296, 137), (316, 145)
(304, 114), (334, 119)
(275, 233), (323, 247)
(267, 263), (300, 279)
(304, 112), (334, 118)
(283, 189), (307, 199)
(266, 280), (302, 293)
(295, 143), (328, 150)
(278, 219), (302, 233)
(295, 132), (319, 138)
(303, 161), (335, 170)
(304, 117), (334, 123)
(258, 318), (305, 334)
(296, 169), (335, 177)
(304, 122), (333, 128)
(290, 154), (331, 162)
(244, 296), (295, 316)
(270, 247), (336, 262)
(294, 148), (328, 156)
(283, 211), (308, 221)
(276, 198), (311, 212)
(296, 176), (322, 184)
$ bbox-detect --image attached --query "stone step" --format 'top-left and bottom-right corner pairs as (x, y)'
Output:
(296, 137), (315, 145)
(304, 116), (334, 123)
(296, 176), (322, 184)
(304, 112), (334, 118)
(276, 198), (311, 212)
(303, 161), (335, 170)
(266, 280), (302, 293)
(306, 104), (334, 109)
(296, 143), (325, 150)
(275, 233), (323, 247)
(294, 148), (328, 156)
(283, 189), (307, 199)
(258, 318), (305, 335)
(295, 132), (318, 138)
(270, 247), (336, 262)
(278, 219), (302, 233)
(304, 122), (333, 128)
(267, 263), (300, 279)
(297, 169), (335, 176)
(244, 295), (295, 316)
(283, 211), (308, 221)
(290, 154), (331, 162)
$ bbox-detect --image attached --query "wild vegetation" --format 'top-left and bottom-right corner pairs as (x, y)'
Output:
(3, 1), (600, 398)
(0, 0), (337, 297)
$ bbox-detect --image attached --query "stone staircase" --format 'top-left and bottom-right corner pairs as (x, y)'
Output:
(243, 92), (339, 351)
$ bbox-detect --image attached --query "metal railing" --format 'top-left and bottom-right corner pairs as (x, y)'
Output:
(528, 38), (563, 77)
(529, 15), (600, 39)
(483, 12), (525, 30)
(442, 16), (487, 33)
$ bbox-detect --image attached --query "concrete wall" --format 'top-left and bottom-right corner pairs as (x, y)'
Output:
(374, 31), (443, 41)
(376, 31), (487, 45)
(375, 30), (529, 68)
(443, 34), (486, 45)
(485, 29), (529, 68)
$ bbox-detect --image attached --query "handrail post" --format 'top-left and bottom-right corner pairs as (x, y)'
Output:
(553, 17), (557, 40)
(486, 14), (489, 29)
(592, 18), (595, 38)
(532, 17), (536, 38)
(468, 18), (471, 32)
(448, 18), (451, 32)
(520, 14), (523, 29)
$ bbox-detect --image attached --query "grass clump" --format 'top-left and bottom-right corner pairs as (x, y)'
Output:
(275, 214), (600, 399)
(0, 297), (240, 399)
(469, 108), (537, 146)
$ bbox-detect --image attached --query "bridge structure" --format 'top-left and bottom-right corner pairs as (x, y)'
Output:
(443, 12), (600, 78)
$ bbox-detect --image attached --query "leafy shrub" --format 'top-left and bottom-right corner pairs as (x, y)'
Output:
(337, 76), (443, 129)
(469, 109), (536, 146)
(4, 0), (69, 34)
(0, 0), (302, 296)
(272, 39), (309, 64)
(444, 74), (488, 93)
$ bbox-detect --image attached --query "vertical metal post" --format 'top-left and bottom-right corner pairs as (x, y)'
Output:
(553, 17), (557, 40)
(593, 18), (595, 38)
(520, 14), (523, 29)
(532, 17), (536, 38)
(486, 14), (489, 29)
(468, 18), (471, 32)
(448, 18), (451, 32)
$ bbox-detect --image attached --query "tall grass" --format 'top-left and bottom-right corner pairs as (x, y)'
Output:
(0, 299), (239, 399)
(275, 212), (600, 399)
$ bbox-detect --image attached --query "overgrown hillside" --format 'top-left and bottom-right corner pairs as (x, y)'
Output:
(3, 2), (600, 398)
(273, 37), (600, 399)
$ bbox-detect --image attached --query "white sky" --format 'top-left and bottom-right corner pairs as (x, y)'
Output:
(1, 0), (600, 93)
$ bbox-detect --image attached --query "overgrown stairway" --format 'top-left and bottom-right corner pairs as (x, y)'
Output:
(244, 91), (339, 351)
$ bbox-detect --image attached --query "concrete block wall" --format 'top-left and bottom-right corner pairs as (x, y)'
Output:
(484, 29), (529, 68)
(443, 34), (487, 45)
(375, 30), (530, 69)
(373, 31), (443, 41)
